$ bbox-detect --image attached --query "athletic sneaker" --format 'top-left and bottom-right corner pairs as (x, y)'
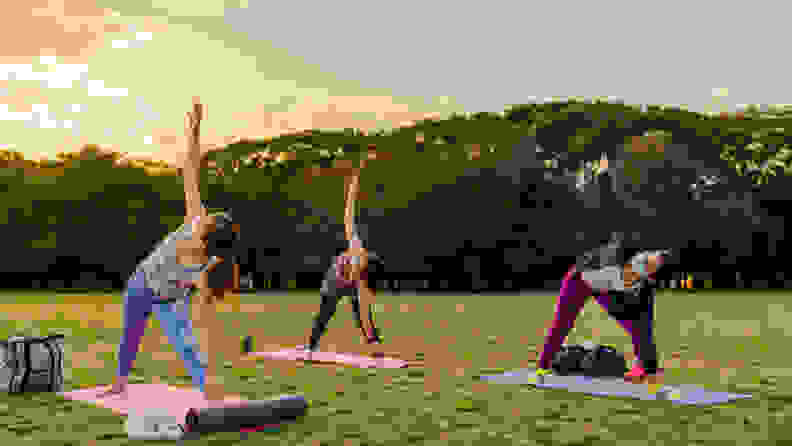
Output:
(624, 365), (647, 379)
(624, 365), (664, 379)
(534, 367), (553, 383)
(623, 365), (666, 396)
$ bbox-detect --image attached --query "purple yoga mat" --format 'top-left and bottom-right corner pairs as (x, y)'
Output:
(57, 384), (247, 419)
(480, 369), (753, 406)
(249, 347), (408, 368)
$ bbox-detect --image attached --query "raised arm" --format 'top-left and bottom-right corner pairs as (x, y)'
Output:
(344, 172), (360, 242)
(183, 99), (206, 225)
(595, 154), (617, 214)
(356, 255), (375, 338)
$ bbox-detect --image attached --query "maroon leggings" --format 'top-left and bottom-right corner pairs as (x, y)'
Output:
(537, 267), (657, 371)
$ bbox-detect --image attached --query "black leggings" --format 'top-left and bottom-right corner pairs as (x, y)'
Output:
(604, 286), (658, 373)
(308, 289), (381, 349)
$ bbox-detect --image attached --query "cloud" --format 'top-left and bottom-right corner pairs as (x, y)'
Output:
(149, 0), (230, 18)
(17, 0), (787, 167)
(3, 1), (454, 165)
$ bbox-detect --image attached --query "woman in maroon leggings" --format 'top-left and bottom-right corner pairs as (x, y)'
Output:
(536, 155), (671, 382)
(536, 238), (669, 379)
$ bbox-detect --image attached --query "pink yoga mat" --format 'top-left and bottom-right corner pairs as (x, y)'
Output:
(249, 347), (408, 368)
(58, 384), (247, 420)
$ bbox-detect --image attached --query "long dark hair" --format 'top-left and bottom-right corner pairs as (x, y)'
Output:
(203, 206), (240, 292)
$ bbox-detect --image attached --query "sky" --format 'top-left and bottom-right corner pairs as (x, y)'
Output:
(1, 0), (789, 165)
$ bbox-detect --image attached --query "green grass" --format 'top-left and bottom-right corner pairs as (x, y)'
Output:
(0, 290), (789, 444)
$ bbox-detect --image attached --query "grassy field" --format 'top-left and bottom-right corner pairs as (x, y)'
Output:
(0, 289), (789, 445)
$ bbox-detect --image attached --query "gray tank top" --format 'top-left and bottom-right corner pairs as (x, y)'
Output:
(135, 215), (209, 301)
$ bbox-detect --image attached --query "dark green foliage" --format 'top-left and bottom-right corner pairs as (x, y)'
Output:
(2, 99), (789, 288)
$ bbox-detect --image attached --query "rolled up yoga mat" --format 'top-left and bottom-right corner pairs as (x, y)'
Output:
(184, 395), (308, 434)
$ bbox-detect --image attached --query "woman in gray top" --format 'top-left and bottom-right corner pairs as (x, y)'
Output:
(98, 100), (241, 401)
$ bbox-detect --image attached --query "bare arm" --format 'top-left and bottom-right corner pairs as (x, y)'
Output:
(357, 279), (375, 304)
(189, 271), (232, 400)
(357, 278), (376, 337)
(232, 262), (240, 292)
(353, 251), (373, 331)
(194, 270), (213, 303)
(183, 99), (206, 225)
(344, 172), (360, 241)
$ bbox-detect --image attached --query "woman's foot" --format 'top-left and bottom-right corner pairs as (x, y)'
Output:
(624, 365), (665, 391)
(96, 376), (128, 398)
(624, 365), (647, 379)
(365, 336), (385, 357)
(535, 367), (553, 383)
(298, 344), (318, 361)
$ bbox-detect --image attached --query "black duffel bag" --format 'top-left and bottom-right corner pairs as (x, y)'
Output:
(580, 344), (627, 378)
(551, 344), (589, 376)
(0, 334), (65, 393)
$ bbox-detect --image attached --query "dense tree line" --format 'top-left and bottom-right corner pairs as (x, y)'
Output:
(2, 100), (790, 291)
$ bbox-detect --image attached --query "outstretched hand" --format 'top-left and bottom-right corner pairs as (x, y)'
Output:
(622, 267), (640, 290)
(185, 100), (203, 135)
(184, 99), (204, 158)
(96, 376), (128, 398)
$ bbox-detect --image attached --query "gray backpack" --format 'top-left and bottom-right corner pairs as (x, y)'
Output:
(0, 334), (65, 393)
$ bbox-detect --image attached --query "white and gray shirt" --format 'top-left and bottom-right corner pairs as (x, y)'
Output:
(135, 215), (212, 301)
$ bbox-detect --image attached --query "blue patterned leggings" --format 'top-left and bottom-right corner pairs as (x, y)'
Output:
(117, 271), (207, 391)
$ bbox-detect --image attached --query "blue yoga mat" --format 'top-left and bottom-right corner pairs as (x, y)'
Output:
(479, 369), (752, 406)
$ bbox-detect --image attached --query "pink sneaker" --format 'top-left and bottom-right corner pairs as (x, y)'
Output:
(624, 365), (647, 379)
(625, 366), (664, 380)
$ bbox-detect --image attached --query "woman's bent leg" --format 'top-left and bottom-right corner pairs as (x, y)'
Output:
(153, 296), (207, 392)
(537, 268), (592, 370)
(593, 293), (658, 373)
